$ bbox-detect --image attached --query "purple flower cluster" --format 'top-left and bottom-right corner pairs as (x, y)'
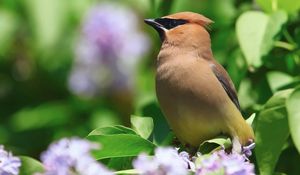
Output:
(133, 146), (255, 175)
(0, 145), (21, 175)
(0, 137), (255, 175)
(133, 147), (189, 175)
(68, 3), (149, 97)
(195, 150), (255, 175)
(40, 138), (113, 175)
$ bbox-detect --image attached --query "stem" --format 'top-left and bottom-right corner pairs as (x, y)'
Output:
(274, 41), (296, 51)
(283, 30), (298, 46)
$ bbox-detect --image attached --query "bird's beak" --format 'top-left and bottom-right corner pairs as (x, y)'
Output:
(144, 18), (165, 40)
(144, 19), (164, 30)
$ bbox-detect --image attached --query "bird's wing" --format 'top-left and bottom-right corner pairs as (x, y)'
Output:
(209, 61), (241, 111)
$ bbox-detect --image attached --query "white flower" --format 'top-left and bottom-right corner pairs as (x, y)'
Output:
(195, 150), (255, 175)
(40, 137), (113, 175)
(133, 147), (189, 175)
(0, 145), (21, 175)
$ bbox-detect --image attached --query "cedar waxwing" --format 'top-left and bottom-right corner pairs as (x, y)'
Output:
(144, 12), (254, 152)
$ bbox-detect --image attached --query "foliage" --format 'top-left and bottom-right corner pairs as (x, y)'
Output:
(0, 0), (300, 174)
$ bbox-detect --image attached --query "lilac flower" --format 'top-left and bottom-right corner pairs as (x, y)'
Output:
(133, 147), (189, 175)
(0, 145), (21, 175)
(178, 151), (195, 171)
(68, 3), (149, 97)
(242, 142), (255, 158)
(40, 137), (113, 175)
(195, 150), (255, 175)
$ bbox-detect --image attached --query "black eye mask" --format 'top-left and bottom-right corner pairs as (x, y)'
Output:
(154, 18), (188, 30)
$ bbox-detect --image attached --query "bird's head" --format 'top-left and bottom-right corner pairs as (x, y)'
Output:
(144, 12), (213, 43)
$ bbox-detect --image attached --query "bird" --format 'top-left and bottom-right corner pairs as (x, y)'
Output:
(144, 12), (254, 153)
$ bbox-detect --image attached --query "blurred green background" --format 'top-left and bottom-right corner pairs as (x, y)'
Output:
(1, 0), (300, 174)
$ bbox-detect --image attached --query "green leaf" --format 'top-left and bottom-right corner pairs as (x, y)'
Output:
(136, 101), (170, 145)
(264, 89), (294, 109)
(236, 11), (267, 68)
(238, 78), (258, 109)
(256, 0), (300, 13)
(199, 137), (231, 154)
(246, 113), (256, 126)
(236, 11), (287, 68)
(267, 71), (294, 93)
(87, 126), (155, 160)
(10, 102), (72, 131)
(88, 125), (137, 136)
(19, 156), (44, 175)
(131, 115), (154, 139)
(286, 88), (300, 154)
(226, 50), (247, 86)
(261, 11), (288, 52)
(107, 157), (134, 171)
(115, 169), (139, 175)
(255, 89), (292, 175)
(87, 134), (155, 160)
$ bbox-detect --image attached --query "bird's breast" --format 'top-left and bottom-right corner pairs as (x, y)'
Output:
(155, 57), (231, 146)
(156, 57), (227, 113)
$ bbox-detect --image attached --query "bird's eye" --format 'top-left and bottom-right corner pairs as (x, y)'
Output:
(171, 20), (177, 26)
(155, 18), (188, 30)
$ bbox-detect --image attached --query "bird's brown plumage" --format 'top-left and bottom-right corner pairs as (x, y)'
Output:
(145, 12), (254, 150)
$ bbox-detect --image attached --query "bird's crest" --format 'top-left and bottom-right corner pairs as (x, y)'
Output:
(163, 11), (214, 30)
